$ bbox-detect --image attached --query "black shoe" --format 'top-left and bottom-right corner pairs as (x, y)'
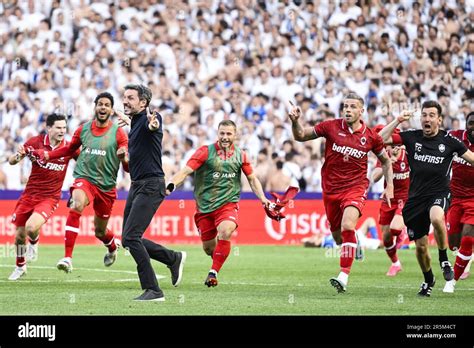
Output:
(417, 278), (436, 297)
(204, 272), (218, 287)
(168, 251), (187, 287)
(133, 289), (165, 302)
(441, 261), (454, 281)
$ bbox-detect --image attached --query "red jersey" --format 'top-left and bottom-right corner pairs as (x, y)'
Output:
(449, 130), (474, 198)
(22, 134), (74, 200)
(376, 148), (410, 199)
(314, 119), (384, 194)
(186, 142), (253, 175)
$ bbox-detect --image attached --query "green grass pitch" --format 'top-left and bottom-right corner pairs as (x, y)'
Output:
(0, 245), (472, 315)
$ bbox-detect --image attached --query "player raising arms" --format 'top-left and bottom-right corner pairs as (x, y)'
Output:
(166, 120), (271, 287)
(443, 111), (474, 293)
(289, 93), (394, 293)
(380, 101), (474, 296)
(372, 141), (409, 277)
(29, 92), (129, 272)
(8, 114), (76, 280)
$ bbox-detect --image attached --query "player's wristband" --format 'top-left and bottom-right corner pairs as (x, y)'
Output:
(166, 183), (175, 192)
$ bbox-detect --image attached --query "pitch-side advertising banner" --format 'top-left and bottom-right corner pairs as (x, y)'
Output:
(0, 197), (383, 245)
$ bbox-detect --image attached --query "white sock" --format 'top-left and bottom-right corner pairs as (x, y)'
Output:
(392, 260), (401, 267)
(337, 271), (349, 285)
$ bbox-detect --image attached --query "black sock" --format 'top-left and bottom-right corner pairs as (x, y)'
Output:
(439, 248), (448, 264)
(423, 269), (434, 284)
(149, 286), (160, 292)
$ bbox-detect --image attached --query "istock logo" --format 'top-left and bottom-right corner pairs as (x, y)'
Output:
(18, 322), (56, 341)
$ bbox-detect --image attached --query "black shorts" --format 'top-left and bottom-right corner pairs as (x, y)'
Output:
(402, 191), (451, 241)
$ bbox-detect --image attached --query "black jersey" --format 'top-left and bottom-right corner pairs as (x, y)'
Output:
(399, 130), (467, 199)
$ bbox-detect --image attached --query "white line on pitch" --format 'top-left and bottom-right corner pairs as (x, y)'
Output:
(0, 264), (166, 279)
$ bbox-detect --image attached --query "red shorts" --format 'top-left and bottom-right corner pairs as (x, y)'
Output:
(378, 198), (406, 226)
(12, 195), (59, 227)
(70, 178), (116, 219)
(447, 197), (474, 236)
(194, 202), (239, 242)
(323, 188), (367, 232)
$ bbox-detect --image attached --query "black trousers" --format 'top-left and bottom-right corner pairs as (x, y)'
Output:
(122, 177), (177, 290)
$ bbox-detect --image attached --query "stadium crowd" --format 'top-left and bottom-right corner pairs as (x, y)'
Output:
(0, 0), (473, 192)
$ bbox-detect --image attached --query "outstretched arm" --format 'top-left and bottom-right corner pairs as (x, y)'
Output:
(8, 144), (26, 165)
(380, 110), (413, 144)
(289, 101), (318, 142)
(166, 166), (194, 195)
(246, 173), (271, 208)
(461, 149), (474, 166)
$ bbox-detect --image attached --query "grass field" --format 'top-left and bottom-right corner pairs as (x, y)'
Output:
(0, 244), (472, 315)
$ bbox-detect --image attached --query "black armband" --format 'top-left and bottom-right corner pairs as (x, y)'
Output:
(166, 183), (175, 192)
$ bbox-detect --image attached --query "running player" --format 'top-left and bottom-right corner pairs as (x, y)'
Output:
(29, 92), (129, 272)
(380, 101), (474, 296)
(372, 141), (410, 276)
(289, 93), (394, 293)
(8, 113), (76, 280)
(443, 111), (474, 292)
(165, 120), (271, 287)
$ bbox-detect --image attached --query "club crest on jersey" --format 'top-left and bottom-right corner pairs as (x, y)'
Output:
(438, 144), (445, 153)
(415, 143), (422, 152)
(400, 162), (406, 170)
(360, 137), (367, 145)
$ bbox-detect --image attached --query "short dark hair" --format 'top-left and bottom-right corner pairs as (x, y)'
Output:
(218, 120), (237, 130)
(124, 84), (152, 107)
(343, 92), (364, 106)
(46, 113), (66, 127)
(422, 100), (442, 117)
(467, 111), (474, 121)
(94, 92), (114, 107)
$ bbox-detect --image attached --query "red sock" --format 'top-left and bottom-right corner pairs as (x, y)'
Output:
(16, 244), (27, 267)
(340, 230), (357, 274)
(65, 210), (81, 258)
(28, 235), (39, 245)
(96, 229), (117, 252)
(454, 236), (473, 281)
(390, 228), (401, 237)
(211, 240), (231, 273)
(384, 239), (398, 263)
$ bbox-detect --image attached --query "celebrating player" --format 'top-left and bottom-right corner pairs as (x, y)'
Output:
(380, 101), (474, 296)
(8, 114), (76, 280)
(443, 111), (474, 293)
(166, 120), (271, 287)
(29, 92), (129, 272)
(289, 93), (394, 293)
(372, 142), (409, 276)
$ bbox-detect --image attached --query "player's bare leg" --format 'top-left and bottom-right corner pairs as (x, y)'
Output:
(202, 238), (217, 256)
(24, 213), (45, 262)
(8, 227), (28, 280)
(444, 224), (474, 293)
(430, 206), (453, 281)
(330, 206), (359, 293)
(204, 221), (236, 287)
(57, 189), (89, 273)
(415, 236), (435, 296)
(94, 216), (119, 267)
